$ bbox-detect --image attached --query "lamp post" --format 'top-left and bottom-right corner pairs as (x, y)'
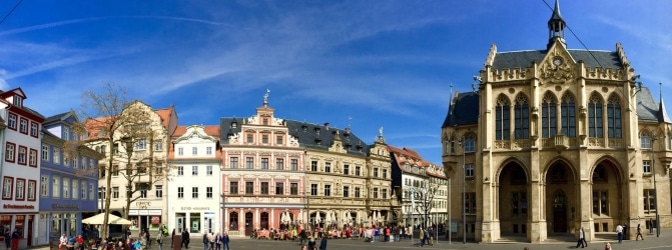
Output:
(459, 136), (466, 244)
(651, 136), (660, 237)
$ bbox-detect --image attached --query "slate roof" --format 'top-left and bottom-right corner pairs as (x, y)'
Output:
(636, 87), (670, 123)
(491, 50), (622, 72)
(441, 92), (479, 128)
(220, 118), (369, 157)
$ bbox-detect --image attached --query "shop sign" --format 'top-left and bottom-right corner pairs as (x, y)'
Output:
(52, 204), (80, 209)
(180, 207), (210, 211)
(151, 216), (161, 225)
(135, 202), (151, 209)
(3, 204), (34, 209)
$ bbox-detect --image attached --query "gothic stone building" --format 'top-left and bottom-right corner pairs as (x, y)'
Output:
(441, 1), (672, 243)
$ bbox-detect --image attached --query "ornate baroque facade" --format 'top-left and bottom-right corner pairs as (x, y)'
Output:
(441, 1), (672, 243)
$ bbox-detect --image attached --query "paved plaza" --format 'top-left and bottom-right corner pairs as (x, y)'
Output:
(29, 230), (672, 250)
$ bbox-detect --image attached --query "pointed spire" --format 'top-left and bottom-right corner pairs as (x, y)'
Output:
(657, 82), (671, 123)
(547, 0), (566, 49)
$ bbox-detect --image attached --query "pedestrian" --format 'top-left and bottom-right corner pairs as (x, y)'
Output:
(181, 228), (190, 249)
(635, 224), (644, 240)
(418, 228), (425, 247)
(616, 224), (623, 243)
(604, 242), (612, 250)
(156, 229), (164, 250)
(208, 232), (216, 250)
(576, 226), (587, 248)
(307, 236), (316, 250)
(202, 231), (209, 250)
(221, 231), (230, 250)
(319, 236), (327, 250)
(171, 229), (176, 248)
(214, 233), (221, 250)
(6, 230), (13, 250)
(10, 229), (19, 250)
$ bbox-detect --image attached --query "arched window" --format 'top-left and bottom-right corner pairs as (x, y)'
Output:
(495, 95), (510, 140)
(561, 93), (576, 137)
(229, 212), (239, 230)
(588, 94), (603, 138)
(640, 131), (652, 149)
(607, 95), (622, 138)
(514, 95), (529, 139)
(541, 93), (557, 138)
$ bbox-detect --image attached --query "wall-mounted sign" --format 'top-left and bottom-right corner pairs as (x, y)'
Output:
(3, 204), (35, 209)
(52, 204), (80, 209)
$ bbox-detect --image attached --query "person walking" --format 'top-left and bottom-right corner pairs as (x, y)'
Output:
(10, 229), (19, 250)
(616, 224), (623, 243)
(181, 228), (190, 249)
(576, 226), (587, 248)
(5, 230), (13, 250)
(202, 231), (209, 250)
(221, 232), (230, 250)
(635, 224), (644, 240)
(171, 229), (176, 248)
(604, 242), (612, 250)
(318, 236), (327, 250)
(156, 229), (164, 250)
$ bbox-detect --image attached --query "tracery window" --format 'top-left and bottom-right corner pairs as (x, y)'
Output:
(495, 95), (510, 140)
(588, 94), (603, 138)
(607, 95), (622, 138)
(514, 95), (529, 139)
(541, 93), (557, 138)
(560, 93), (576, 137)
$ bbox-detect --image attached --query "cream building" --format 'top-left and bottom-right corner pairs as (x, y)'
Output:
(167, 125), (220, 236)
(87, 102), (178, 233)
(441, 1), (672, 243)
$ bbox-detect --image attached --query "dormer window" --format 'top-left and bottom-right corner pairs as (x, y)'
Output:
(231, 120), (238, 129)
(314, 127), (320, 136)
(13, 96), (22, 108)
(302, 124), (308, 132)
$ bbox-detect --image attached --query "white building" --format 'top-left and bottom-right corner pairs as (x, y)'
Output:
(167, 125), (221, 236)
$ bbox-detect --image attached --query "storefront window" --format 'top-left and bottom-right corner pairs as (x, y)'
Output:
(51, 214), (61, 236)
(229, 212), (238, 230)
(1, 215), (11, 236)
(189, 213), (201, 233)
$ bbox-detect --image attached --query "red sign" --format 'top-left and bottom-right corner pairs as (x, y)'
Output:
(151, 216), (161, 225)
(3, 204), (35, 209)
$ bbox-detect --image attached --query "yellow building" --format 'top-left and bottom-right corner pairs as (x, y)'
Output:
(441, 1), (672, 243)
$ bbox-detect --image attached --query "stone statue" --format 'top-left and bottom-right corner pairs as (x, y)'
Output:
(264, 89), (271, 103)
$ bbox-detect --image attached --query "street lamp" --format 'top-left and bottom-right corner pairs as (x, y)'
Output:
(651, 136), (660, 237)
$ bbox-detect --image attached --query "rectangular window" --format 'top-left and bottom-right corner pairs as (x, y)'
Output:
(192, 166), (198, 176)
(30, 122), (39, 137)
(644, 189), (656, 213)
(290, 182), (298, 195)
(276, 158), (284, 170)
(112, 187), (119, 198)
(192, 147), (198, 156)
(41, 145), (50, 162)
(80, 181), (87, 199)
(373, 168), (379, 178)
(261, 182), (269, 195)
(177, 166), (184, 176)
(246, 134), (253, 144)
(291, 159), (298, 171)
(63, 178), (70, 199)
(2, 177), (13, 199)
(177, 187), (183, 198)
(276, 136), (283, 145)
(206, 187), (213, 198)
(88, 184), (94, 200)
(261, 158), (269, 169)
(52, 176), (60, 198)
(245, 182), (254, 194)
(262, 134), (268, 144)
(178, 147), (183, 156)
(230, 157), (239, 169)
(343, 186), (349, 197)
(206, 165), (213, 175)
(230, 182), (238, 194)
(139, 187), (147, 198)
(465, 164), (474, 177)
(53, 148), (60, 165)
(311, 161), (318, 171)
(5, 143), (15, 163)
(7, 113), (16, 130)
(15, 179), (25, 200)
(511, 192), (528, 215)
(154, 140), (163, 151)
(155, 185), (163, 198)
(382, 169), (388, 179)
(311, 184), (318, 196)
(246, 157), (254, 169)
(275, 182), (284, 195)
(27, 149), (37, 166)
(325, 162), (331, 173)
(324, 184), (331, 196)
(354, 187), (361, 198)
(464, 192), (477, 214)
(206, 147), (212, 155)
(40, 175), (48, 197)
(355, 166), (361, 176)
(135, 139), (147, 150)
(17, 146), (27, 165)
(19, 118), (28, 134)
(592, 190), (609, 215)
(643, 160), (652, 174)
(382, 188), (388, 199)
(372, 187), (378, 199)
(71, 180), (78, 200)
(465, 136), (476, 152)
(192, 187), (199, 198)
(343, 165), (350, 175)
(641, 135), (651, 149)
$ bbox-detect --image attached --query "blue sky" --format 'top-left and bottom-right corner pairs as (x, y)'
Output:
(0, 0), (670, 164)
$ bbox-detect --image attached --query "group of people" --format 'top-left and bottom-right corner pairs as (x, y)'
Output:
(2, 229), (20, 250)
(200, 231), (231, 250)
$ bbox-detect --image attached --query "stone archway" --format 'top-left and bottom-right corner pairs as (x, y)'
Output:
(498, 161), (529, 235)
(590, 159), (624, 232)
(545, 160), (576, 234)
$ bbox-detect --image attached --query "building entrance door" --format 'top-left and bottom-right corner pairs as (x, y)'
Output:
(245, 212), (253, 236)
(552, 191), (567, 232)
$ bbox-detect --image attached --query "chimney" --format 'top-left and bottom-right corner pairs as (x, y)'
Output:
(324, 122), (330, 130)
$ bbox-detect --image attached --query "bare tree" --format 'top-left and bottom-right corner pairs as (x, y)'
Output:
(412, 184), (437, 229)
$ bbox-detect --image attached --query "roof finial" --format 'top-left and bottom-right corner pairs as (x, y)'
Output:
(263, 89), (270, 106)
(547, 0), (567, 49)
